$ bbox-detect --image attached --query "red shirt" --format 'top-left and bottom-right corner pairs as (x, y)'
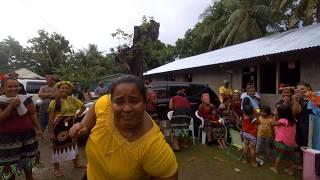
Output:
(198, 104), (219, 122)
(0, 102), (34, 133)
(146, 90), (157, 112)
(242, 115), (257, 137)
(171, 96), (191, 110)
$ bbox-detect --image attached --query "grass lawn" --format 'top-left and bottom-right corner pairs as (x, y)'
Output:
(176, 144), (302, 180)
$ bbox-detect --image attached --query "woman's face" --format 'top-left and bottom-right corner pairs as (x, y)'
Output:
(112, 83), (146, 130)
(2, 79), (19, 97)
(247, 88), (256, 97)
(297, 85), (308, 96)
(59, 84), (70, 98)
(282, 89), (292, 97)
(232, 93), (240, 100)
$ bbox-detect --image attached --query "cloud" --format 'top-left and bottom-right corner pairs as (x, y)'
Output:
(0, 0), (211, 52)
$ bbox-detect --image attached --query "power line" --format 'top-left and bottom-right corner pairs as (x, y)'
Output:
(18, 0), (80, 50)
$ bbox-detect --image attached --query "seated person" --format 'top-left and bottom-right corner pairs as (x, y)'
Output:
(198, 93), (227, 148)
(169, 90), (192, 151)
(218, 97), (239, 127)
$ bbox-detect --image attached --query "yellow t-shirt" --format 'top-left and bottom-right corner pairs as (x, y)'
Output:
(48, 96), (83, 116)
(257, 117), (274, 137)
(219, 86), (233, 96)
(86, 95), (178, 180)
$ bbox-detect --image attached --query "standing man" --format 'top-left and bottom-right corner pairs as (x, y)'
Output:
(38, 75), (58, 131)
(95, 81), (108, 97)
(219, 80), (233, 103)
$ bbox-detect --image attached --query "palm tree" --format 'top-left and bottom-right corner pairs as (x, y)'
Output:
(292, 0), (320, 26)
(214, 0), (276, 47)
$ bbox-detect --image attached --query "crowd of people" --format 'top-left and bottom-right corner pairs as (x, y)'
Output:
(163, 79), (316, 176)
(0, 72), (318, 179)
(0, 74), (178, 180)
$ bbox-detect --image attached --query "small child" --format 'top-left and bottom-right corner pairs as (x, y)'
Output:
(270, 104), (296, 176)
(256, 106), (273, 159)
(241, 85), (259, 167)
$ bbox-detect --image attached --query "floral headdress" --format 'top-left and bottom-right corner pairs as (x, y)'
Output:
(55, 81), (73, 89)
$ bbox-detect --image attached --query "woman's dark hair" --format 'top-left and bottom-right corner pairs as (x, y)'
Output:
(177, 90), (186, 97)
(110, 75), (147, 102)
(54, 98), (62, 112)
(277, 104), (295, 126)
(296, 81), (308, 88)
(1, 77), (18, 87)
(261, 106), (271, 116)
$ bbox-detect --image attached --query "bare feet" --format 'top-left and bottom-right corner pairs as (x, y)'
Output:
(54, 170), (64, 177)
(284, 168), (294, 176)
(270, 167), (279, 174)
(242, 160), (249, 164)
(251, 162), (258, 167)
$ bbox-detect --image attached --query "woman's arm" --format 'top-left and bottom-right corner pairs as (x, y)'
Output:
(150, 171), (178, 180)
(169, 99), (173, 110)
(271, 121), (284, 127)
(48, 110), (56, 140)
(69, 105), (96, 138)
(291, 96), (301, 117)
(29, 103), (43, 138)
(0, 97), (20, 123)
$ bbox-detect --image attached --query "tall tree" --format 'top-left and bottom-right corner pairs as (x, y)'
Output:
(291, 0), (320, 26)
(215, 0), (276, 47)
(25, 30), (73, 76)
(0, 36), (25, 72)
(113, 16), (175, 76)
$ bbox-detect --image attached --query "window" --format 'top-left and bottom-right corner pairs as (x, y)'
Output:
(184, 73), (192, 82)
(26, 82), (46, 94)
(242, 66), (257, 90)
(280, 61), (300, 88)
(260, 63), (276, 93)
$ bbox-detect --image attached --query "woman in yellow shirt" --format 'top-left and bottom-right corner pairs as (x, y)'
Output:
(70, 75), (178, 179)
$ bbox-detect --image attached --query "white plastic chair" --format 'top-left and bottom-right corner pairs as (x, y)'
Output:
(167, 111), (195, 145)
(195, 110), (207, 144)
(195, 111), (228, 144)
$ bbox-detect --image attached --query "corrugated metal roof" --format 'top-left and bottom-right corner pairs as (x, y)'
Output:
(144, 23), (320, 75)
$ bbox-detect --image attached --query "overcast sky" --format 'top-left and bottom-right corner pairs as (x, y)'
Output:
(0, 0), (211, 52)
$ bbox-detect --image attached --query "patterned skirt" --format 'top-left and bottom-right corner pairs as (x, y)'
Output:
(52, 116), (78, 163)
(206, 122), (226, 140)
(170, 108), (191, 137)
(0, 128), (39, 180)
(272, 141), (296, 161)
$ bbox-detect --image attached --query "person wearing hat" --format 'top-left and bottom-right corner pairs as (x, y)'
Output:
(38, 75), (58, 131)
(48, 81), (86, 177)
(95, 81), (108, 97)
(219, 80), (233, 103)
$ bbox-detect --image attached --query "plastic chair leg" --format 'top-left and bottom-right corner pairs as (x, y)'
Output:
(192, 129), (195, 145)
(201, 131), (206, 144)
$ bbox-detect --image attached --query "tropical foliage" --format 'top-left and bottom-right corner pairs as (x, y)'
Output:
(1, 0), (319, 82)
(175, 0), (319, 58)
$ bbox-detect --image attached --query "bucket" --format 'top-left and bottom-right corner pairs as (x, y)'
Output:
(302, 147), (320, 180)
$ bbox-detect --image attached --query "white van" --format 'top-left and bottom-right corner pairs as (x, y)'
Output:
(18, 79), (47, 103)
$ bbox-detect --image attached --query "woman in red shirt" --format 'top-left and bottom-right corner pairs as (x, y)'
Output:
(169, 90), (192, 151)
(0, 78), (42, 180)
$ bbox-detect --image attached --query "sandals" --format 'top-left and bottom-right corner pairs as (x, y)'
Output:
(54, 170), (64, 177)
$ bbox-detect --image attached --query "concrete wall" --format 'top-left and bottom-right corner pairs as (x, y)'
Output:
(147, 53), (320, 107)
(301, 57), (320, 91)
